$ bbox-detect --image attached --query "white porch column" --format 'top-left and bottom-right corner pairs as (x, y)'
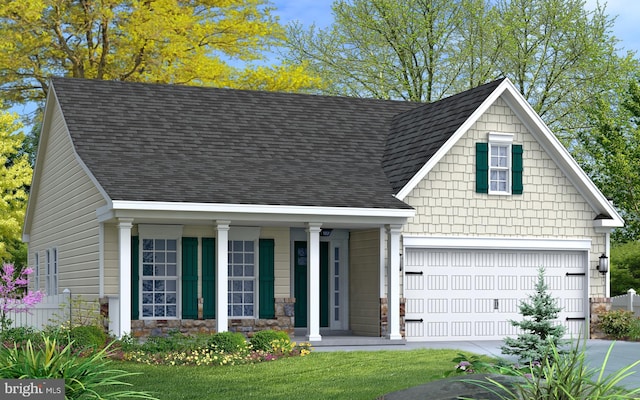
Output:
(306, 223), (322, 341)
(216, 221), (230, 333)
(386, 224), (403, 340)
(117, 218), (133, 338)
(605, 231), (611, 298)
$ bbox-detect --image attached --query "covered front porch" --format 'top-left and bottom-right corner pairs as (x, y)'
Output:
(98, 201), (412, 342)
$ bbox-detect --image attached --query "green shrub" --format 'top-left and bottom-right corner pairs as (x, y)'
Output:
(628, 317), (640, 340)
(599, 310), (635, 339)
(0, 334), (157, 399)
(0, 326), (39, 345)
(208, 331), (248, 353)
(69, 325), (108, 350)
(250, 330), (290, 352)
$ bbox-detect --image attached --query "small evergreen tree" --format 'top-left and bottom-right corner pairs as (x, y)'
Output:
(501, 267), (566, 363)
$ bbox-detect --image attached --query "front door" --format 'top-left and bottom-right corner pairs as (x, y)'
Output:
(294, 241), (329, 328)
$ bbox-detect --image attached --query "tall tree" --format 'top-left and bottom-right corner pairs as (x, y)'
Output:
(282, 0), (637, 142)
(284, 0), (473, 102)
(578, 79), (640, 242)
(0, 108), (31, 265)
(0, 0), (321, 106)
(492, 0), (635, 144)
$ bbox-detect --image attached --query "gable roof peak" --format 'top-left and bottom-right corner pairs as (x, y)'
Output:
(383, 78), (506, 193)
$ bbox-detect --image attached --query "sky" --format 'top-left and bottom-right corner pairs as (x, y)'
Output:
(270, 0), (640, 56)
(7, 0), (640, 120)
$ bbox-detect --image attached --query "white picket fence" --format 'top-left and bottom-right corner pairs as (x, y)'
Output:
(5, 294), (69, 330)
(611, 289), (640, 316)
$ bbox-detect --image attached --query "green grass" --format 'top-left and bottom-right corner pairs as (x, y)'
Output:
(111, 349), (466, 399)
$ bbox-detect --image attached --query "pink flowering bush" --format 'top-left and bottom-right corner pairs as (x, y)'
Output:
(0, 263), (44, 331)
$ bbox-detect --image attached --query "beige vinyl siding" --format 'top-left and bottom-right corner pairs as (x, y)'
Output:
(103, 225), (119, 296)
(28, 103), (107, 297)
(260, 227), (290, 298)
(402, 96), (607, 297)
(349, 229), (381, 336)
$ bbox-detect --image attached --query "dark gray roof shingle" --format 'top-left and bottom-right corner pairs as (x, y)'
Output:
(50, 78), (501, 209)
(382, 79), (505, 192)
(51, 78), (421, 209)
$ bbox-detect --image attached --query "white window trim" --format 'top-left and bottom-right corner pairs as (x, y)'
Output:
(138, 225), (183, 320)
(488, 132), (514, 195)
(227, 227), (260, 319)
(45, 248), (58, 296)
(33, 252), (40, 291)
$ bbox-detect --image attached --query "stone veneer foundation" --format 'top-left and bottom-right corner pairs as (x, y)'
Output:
(590, 297), (612, 339)
(380, 297), (406, 338)
(125, 298), (296, 338)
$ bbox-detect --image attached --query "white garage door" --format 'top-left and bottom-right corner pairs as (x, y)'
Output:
(403, 248), (587, 341)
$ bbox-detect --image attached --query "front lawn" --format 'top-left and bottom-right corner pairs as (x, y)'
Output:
(111, 349), (464, 399)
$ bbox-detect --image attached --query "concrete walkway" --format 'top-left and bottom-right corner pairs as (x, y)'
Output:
(308, 339), (640, 389)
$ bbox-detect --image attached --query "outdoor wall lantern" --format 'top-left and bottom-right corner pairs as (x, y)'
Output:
(597, 254), (609, 275)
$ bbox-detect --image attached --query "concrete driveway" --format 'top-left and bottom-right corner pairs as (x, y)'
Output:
(313, 339), (640, 389)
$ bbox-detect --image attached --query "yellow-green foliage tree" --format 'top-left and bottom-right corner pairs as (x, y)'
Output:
(0, 0), (321, 105)
(0, 108), (31, 264)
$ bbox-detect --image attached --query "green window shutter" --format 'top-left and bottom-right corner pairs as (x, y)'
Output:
(259, 239), (275, 319)
(476, 142), (489, 193)
(512, 144), (523, 194)
(202, 238), (216, 319)
(181, 237), (198, 319)
(131, 236), (139, 320)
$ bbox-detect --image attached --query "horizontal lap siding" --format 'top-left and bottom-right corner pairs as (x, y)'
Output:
(29, 104), (107, 297)
(349, 229), (381, 336)
(402, 97), (606, 297)
(260, 227), (290, 298)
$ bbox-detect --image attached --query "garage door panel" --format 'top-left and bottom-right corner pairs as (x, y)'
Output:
(451, 275), (472, 290)
(475, 252), (494, 267)
(427, 322), (448, 337)
(500, 298), (520, 313)
(427, 252), (448, 266)
(475, 299), (495, 313)
(498, 275), (518, 290)
(406, 320), (424, 337)
(520, 275), (538, 290)
(426, 275), (447, 290)
(452, 299), (471, 313)
(405, 273), (424, 290)
(564, 298), (584, 313)
(404, 248), (587, 341)
(497, 253), (517, 267)
(406, 298), (424, 314)
(451, 322), (470, 336)
(452, 252), (472, 267)
(475, 275), (495, 290)
(476, 321), (495, 336)
(426, 299), (447, 313)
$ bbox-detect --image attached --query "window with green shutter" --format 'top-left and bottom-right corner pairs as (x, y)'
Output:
(202, 238), (216, 319)
(512, 144), (523, 194)
(181, 237), (198, 319)
(476, 142), (489, 193)
(258, 239), (275, 319)
(476, 139), (523, 195)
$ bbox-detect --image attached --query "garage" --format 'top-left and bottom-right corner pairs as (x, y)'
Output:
(403, 242), (589, 342)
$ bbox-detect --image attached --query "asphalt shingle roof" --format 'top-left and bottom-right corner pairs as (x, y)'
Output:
(50, 78), (501, 209)
(382, 79), (505, 193)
